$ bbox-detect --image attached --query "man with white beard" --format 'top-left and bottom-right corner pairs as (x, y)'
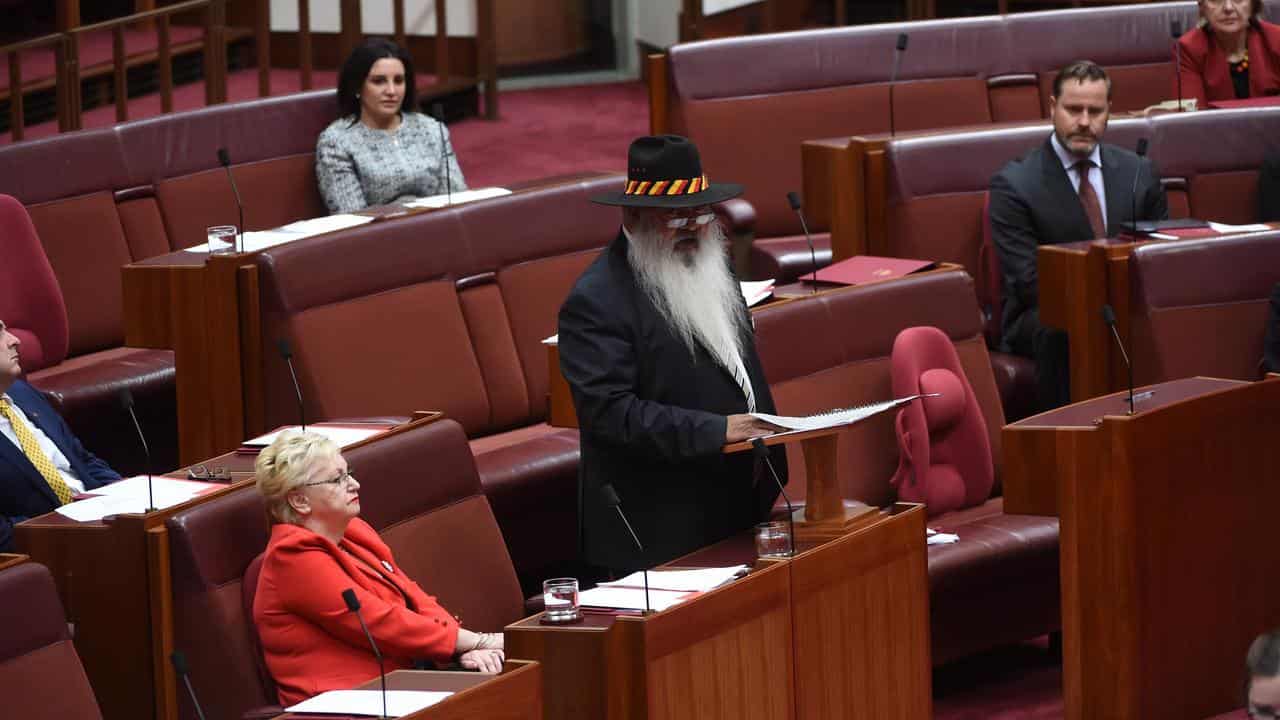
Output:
(558, 135), (787, 574)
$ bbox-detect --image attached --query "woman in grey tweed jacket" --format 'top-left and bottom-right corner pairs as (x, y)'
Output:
(316, 38), (467, 214)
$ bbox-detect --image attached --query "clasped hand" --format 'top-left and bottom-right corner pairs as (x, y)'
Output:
(459, 647), (504, 673)
(725, 413), (784, 443)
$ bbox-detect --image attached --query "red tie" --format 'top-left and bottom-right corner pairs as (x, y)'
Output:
(1076, 160), (1105, 239)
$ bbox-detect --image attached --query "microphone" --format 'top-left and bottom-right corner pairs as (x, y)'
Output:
(117, 388), (154, 512)
(276, 338), (307, 433)
(1123, 138), (1151, 237)
(342, 589), (388, 719)
(600, 484), (650, 615)
(1172, 21), (1185, 112)
(888, 32), (910, 137)
(431, 103), (453, 207)
(786, 191), (819, 292)
(216, 148), (246, 253)
(169, 651), (208, 720)
(751, 438), (794, 557)
(1101, 304), (1136, 415)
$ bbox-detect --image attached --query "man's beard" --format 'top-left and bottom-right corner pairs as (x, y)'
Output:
(625, 220), (748, 374)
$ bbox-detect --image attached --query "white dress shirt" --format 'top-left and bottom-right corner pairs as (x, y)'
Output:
(1050, 133), (1108, 235)
(0, 393), (85, 494)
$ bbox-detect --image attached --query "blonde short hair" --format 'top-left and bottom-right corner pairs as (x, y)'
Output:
(255, 430), (341, 524)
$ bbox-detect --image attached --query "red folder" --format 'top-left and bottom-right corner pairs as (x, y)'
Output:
(806, 255), (935, 286)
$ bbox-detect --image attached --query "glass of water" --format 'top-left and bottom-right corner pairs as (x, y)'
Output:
(542, 577), (580, 623)
(206, 225), (237, 254)
(755, 521), (793, 559)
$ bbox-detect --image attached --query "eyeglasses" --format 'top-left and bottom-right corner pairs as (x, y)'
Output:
(1251, 703), (1280, 720)
(665, 212), (716, 229)
(1204, 0), (1250, 7)
(298, 468), (356, 490)
(187, 464), (231, 482)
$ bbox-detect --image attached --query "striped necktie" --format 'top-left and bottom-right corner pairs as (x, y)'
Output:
(730, 357), (757, 413)
(0, 396), (74, 505)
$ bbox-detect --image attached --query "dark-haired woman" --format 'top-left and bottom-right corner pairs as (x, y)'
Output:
(1175, 0), (1280, 105)
(316, 38), (467, 214)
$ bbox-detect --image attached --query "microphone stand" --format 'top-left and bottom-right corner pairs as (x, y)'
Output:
(342, 589), (388, 719)
(752, 438), (795, 557)
(432, 103), (452, 206)
(601, 484), (651, 614)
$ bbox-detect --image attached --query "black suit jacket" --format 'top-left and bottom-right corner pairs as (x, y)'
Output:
(0, 380), (120, 551)
(990, 137), (1168, 350)
(558, 232), (787, 571)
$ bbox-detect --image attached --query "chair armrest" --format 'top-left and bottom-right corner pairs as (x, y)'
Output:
(713, 198), (756, 234)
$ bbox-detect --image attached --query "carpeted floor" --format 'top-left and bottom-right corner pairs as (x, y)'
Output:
(932, 638), (1064, 719)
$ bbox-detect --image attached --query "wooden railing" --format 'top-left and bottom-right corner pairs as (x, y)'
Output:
(3, 33), (71, 142)
(2, 0), (499, 143)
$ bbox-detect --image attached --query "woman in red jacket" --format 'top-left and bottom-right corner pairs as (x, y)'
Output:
(1176, 0), (1280, 104)
(252, 431), (504, 706)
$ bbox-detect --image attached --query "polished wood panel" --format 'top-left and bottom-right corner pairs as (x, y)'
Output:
(0, 552), (29, 572)
(1003, 377), (1280, 719)
(790, 504), (931, 720)
(1037, 239), (1111, 402)
(508, 507), (931, 720)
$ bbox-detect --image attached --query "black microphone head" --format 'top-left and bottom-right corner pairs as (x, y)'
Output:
(117, 386), (135, 410)
(341, 588), (360, 612)
(216, 148), (230, 167)
(1171, 20), (1182, 39)
(170, 650), (189, 676)
(1101, 304), (1117, 326)
(786, 191), (802, 211)
(1136, 138), (1149, 157)
(896, 33), (909, 52)
(600, 483), (621, 507)
(276, 337), (293, 359)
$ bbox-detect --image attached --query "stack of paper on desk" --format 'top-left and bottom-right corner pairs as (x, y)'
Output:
(56, 476), (220, 521)
(402, 187), (512, 208)
(285, 689), (453, 716)
(580, 565), (749, 612)
(184, 214), (375, 253)
(241, 423), (390, 452)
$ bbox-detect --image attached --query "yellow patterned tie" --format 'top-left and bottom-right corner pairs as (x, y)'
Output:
(0, 396), (74, 505)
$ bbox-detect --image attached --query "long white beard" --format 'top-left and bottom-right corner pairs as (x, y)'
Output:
(625, 220), (748, 375)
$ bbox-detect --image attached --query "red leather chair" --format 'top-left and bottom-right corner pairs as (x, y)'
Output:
(0, 560), (103, 720)
(890, 326), (994, 516)
(0, 194), (70, 374)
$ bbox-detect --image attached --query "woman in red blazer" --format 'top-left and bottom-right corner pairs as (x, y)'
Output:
(252, 431), (504, 706)
(1176, 0), (1280, 104)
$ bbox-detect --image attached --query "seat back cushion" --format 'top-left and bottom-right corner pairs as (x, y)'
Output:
(0, 195), (69, 371)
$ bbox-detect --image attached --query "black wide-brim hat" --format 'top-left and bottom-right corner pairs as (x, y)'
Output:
(591, 134), (743, 208)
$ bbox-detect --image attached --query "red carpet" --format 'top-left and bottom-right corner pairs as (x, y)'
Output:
(932, 639), (1064, 719)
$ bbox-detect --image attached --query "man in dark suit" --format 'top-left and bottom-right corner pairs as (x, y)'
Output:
(0, 320), (120, 551)
(990, 60), (1168, 409)
(558, 135), (786, 574)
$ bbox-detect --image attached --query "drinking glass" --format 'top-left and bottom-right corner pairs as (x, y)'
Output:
(755, 521), (793, 559)
(207, 225), (237, 254)
(542, 577), (580, 623)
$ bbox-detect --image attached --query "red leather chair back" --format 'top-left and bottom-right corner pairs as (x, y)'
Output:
(0, 194), (69, 373)
(889, 326), (994, 516)
(0, 561), (102, 720)
(240, 554), (279, 706)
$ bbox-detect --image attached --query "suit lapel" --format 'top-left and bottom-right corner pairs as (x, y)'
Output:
(1040, 141), (1094, 240)
(0, 398), (61, 507)
(1101, 145), (1128, 234)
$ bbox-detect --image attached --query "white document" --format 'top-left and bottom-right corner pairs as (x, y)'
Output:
(927, 528), (959, 545)
(56, 476), (219, 521)
(1208, 221), (1272, 234)
(401, 187), (512, 209)
(599, 565), (748, 593)
(751, 393), (939, 435)
(182, 214), (375, 253)
(285, 689), (453, 717)
(578, 586), (694, 612)
(542, 334), (558, 346)
(740, 279), (775, 307)
(1148, 232), (1179, 240)
(243, 424), (386, 449)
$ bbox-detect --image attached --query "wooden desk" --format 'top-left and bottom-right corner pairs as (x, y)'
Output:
(13, 416), (437, 720)
(506, 504), (931, 720)
(1002, 377), (1280, 719)
(122, 173), (613, 464)
(274, 662), (544, 720)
